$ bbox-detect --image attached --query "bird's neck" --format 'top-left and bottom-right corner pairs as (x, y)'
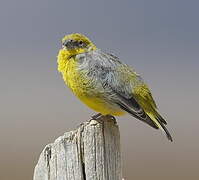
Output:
(57, 46), (96, 72)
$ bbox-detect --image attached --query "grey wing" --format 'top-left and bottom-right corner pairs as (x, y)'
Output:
(92, 51), (158, 129)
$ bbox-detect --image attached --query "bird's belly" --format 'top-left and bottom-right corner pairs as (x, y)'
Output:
(78, 95), (125, 116)
(68, 77), (125, 116)
(65, 66), (125, 116)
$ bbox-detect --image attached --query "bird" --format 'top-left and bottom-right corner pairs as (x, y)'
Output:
(57, 33), (173, 141)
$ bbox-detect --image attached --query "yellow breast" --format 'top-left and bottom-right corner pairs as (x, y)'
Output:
(57, 50), (87, 95)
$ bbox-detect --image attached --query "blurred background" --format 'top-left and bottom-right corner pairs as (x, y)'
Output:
(0, 0), (199, 179)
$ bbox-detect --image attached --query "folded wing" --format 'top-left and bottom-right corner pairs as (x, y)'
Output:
(96, 52), (172, 141)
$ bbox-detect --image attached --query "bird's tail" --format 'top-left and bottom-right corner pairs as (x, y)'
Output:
(147, 112), (173, 142)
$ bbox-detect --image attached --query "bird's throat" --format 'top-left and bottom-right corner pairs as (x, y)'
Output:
(57, 49), (71, 73)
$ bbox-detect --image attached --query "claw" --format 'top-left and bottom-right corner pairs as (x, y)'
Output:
(105, 114), (116, 121)
(91, 113), (102, 120)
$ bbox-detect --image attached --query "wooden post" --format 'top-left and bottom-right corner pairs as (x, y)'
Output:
(33, 116), (123, 180)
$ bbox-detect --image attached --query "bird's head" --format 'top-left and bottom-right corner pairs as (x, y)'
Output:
(61, 33), (96, 56)
(57, 33), (96, 73)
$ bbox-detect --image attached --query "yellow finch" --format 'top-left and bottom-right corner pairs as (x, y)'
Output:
(57, 33), (173, 141)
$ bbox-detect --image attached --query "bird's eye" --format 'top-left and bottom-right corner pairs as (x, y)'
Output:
(79, 40), (83, 45)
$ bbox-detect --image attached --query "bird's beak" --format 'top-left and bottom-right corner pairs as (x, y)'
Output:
(62, 39), (77, 49)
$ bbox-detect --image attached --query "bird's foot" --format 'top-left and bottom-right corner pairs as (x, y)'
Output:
(105, 114), (117, 123)
(105, 114), (116, 120)
(90, 113), (116, 124)
(91, 113), (102, 120)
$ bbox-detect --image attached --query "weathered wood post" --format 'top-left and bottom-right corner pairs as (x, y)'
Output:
(33, 116), (122, 180)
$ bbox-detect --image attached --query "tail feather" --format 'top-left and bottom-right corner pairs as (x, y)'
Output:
(147, 112), (173, 141)
(157, 119), (173, 142)
(157, 113), (167, 125)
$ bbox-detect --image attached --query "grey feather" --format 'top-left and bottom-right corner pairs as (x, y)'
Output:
(75, 50), (159, 129)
